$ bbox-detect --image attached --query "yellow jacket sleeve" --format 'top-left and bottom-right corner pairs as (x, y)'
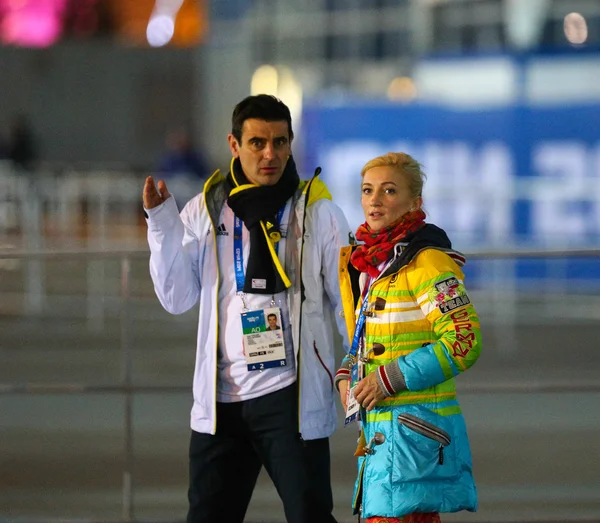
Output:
(398, 248), (482, 390)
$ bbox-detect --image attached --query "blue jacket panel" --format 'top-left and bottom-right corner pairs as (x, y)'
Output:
(353, 404), (477, 518)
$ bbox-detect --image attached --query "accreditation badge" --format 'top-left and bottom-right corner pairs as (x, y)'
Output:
(344, 363), (361, 425)
(241, 307), (287, 371)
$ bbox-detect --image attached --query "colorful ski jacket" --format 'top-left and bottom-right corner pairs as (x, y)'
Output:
(337, 224), (481, 518)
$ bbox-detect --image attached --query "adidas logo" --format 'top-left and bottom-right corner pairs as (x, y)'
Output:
(216, 224), (228, 236)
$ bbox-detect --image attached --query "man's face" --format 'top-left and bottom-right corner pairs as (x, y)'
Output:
(228, 119), (293, 186)
(267, 315), (277, 329)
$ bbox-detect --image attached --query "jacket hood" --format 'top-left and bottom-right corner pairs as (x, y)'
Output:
(380, 223), (465, 280)
(407, 223), (452, 249)
(300, 169), (332, 207)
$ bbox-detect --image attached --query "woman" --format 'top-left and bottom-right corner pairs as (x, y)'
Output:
(335, 152), (481, 523)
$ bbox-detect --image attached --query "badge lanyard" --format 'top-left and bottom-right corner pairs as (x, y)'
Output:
(344, 278), (373, 425)
(233, 206), (286, 304)
(348, 277), (373, 363)
(345, 261), (395, 425)
(234, 206), (287, 372)
(348, 257), (395, 361)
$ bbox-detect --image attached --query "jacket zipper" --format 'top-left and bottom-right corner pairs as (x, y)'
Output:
(313, 341), (333, 390)
(352, 458), (366, 513)
(397, 412), (451, 465)
(295, 173), (317, 431)
(204, 180), (221, 435)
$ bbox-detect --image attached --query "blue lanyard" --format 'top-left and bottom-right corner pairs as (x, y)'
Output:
(233, 206), (286, 293)
(348, 277), (373, 359)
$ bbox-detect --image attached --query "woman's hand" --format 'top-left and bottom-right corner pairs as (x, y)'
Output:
(353, 372), (386, 412)
(338, 379), (349, 411)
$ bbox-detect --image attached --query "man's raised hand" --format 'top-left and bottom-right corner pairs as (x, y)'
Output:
(143, 176), (171, 210)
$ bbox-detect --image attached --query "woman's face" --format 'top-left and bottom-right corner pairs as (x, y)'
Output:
(361, 165), (422, 231)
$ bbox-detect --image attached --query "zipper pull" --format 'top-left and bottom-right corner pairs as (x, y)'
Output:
(438, 444), (444, 465)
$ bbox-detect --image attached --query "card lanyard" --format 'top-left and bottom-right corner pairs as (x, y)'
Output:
(348, 257), (395, 362)
(233, 206), (286, 297)
(348, 276), (373, 362)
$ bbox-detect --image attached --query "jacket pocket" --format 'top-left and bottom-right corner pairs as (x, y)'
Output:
(300, 326), (334, 413)
(393, 406), (458, 483)
(313, 340), (334, 391)
(397, 412), (451, 465)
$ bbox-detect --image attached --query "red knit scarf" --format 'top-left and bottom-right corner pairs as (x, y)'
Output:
(350, 210), (426, 278)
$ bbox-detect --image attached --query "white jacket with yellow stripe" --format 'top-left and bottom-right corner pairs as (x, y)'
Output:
(337, 223), (481, 518)
(146, 167), (350, 440)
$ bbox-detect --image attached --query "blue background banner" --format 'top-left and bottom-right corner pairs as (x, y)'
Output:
(301, 102), (600, 249)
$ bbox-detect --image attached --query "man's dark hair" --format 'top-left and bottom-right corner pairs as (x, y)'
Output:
(231, 95), (293, 142)
(267, 313), (277, 320)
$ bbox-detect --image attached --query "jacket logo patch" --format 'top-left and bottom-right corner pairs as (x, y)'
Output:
(216, 223), (228, 236)
(429, 276), (470, 314)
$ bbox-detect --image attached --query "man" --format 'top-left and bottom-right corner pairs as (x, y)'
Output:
(143, 95), (350, 523)
(266, 312), (280, 331)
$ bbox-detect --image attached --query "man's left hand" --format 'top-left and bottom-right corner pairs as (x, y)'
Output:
(353, 372), (386, 412)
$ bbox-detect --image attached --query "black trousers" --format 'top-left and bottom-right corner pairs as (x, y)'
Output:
(187, 383), (337, 523)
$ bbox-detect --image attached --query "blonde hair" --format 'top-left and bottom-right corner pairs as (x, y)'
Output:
(361, 152), (426, 200)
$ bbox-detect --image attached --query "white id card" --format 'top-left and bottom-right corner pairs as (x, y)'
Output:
(344, 362), (362, 425)
(241, 307), (287, 371)
(344, 384), (360, 425)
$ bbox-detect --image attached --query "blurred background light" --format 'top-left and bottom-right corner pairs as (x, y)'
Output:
(251, 65), (279, 96)
(387, 76), (418, 102)
(564, 12), (588, 45)
(146, 0), (181, 46)
(251, 65), (303, 135)
(108, 0), (205, 47)
(0, 0), (67, 47)
(0, 0), (205, 47)
(277, 66), (303, 134)
(504, 0), (549, 49)
(146, 13), (174, 47)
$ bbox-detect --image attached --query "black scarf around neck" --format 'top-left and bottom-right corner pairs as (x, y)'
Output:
(226, 156), (300, 294)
